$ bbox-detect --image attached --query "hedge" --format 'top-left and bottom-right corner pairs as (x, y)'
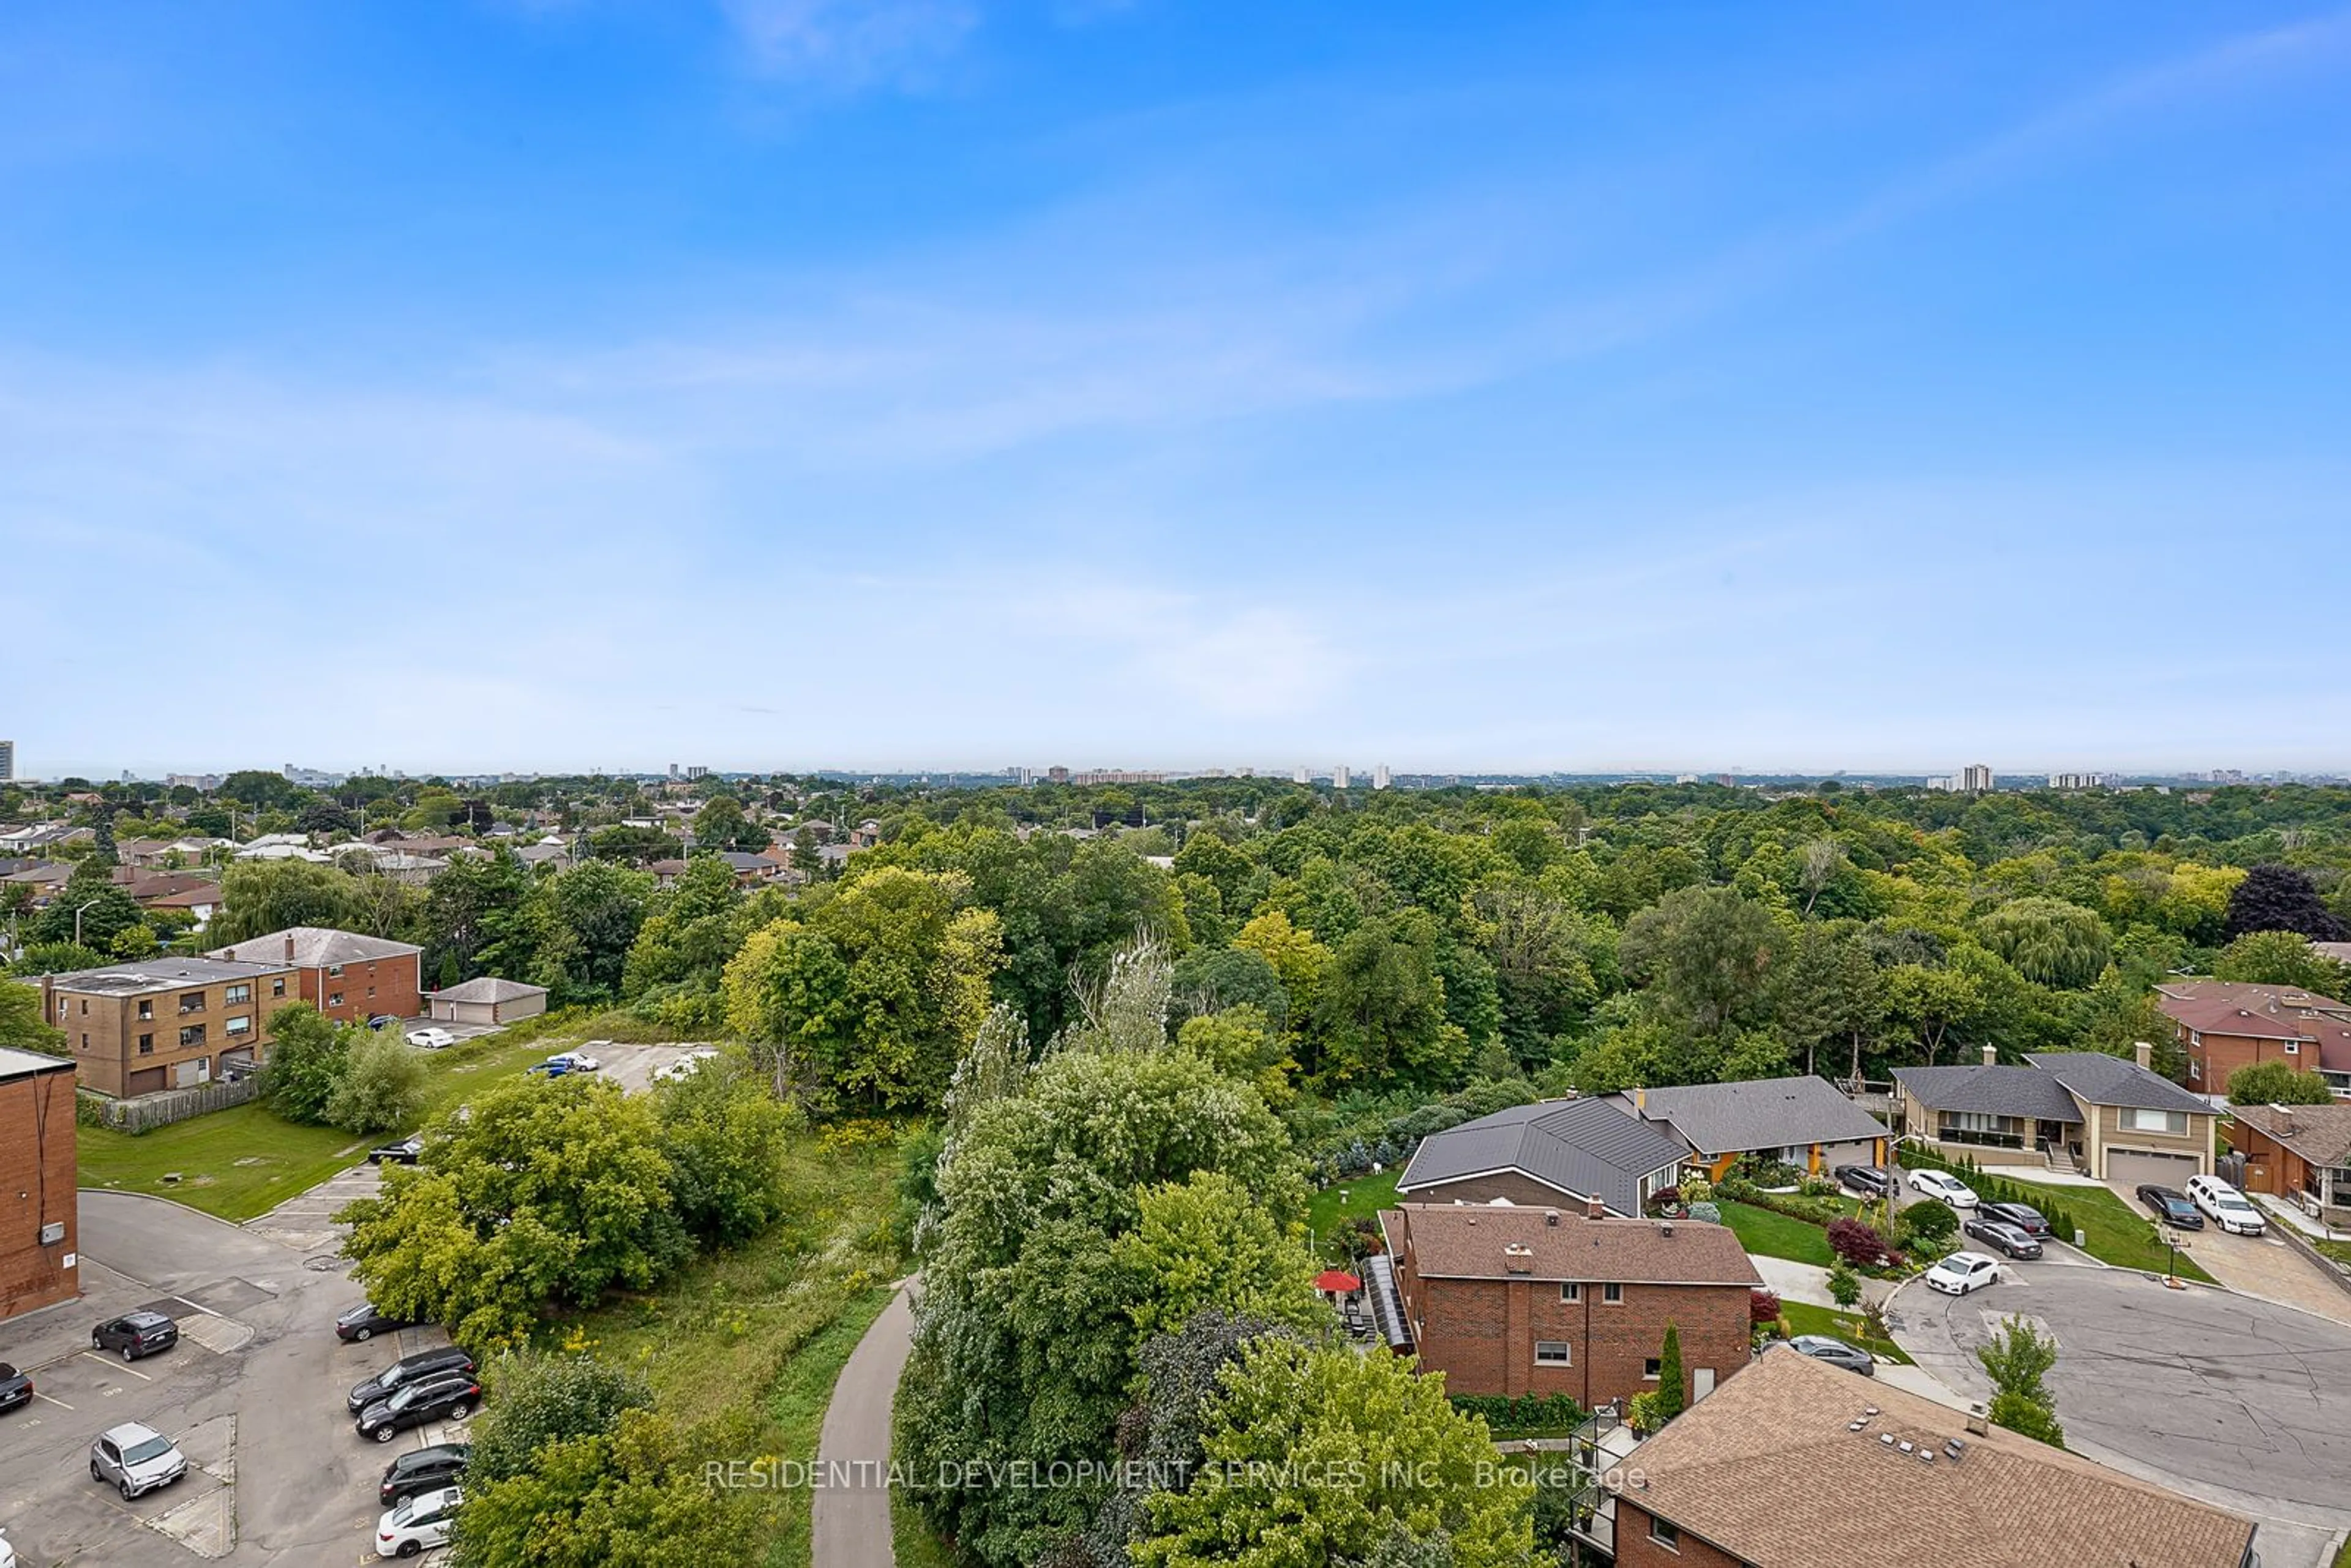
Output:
(1451, 1392), (1586, 1436)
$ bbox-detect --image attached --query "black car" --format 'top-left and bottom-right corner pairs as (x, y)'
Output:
(2135, 1184), (2205, 1229)
(1834, 1164), (1890, 1197)
(380, 1442), (471, 1506)
(357, 1373), (481, 1443)
(1963, 1216), (2045, 1259)
(336, 1302), (420, 1343)
(349, 1346), (478, 1415)
(369, 1136), (425, 1166)
(1976, 1200), (2051, 1238)
(92, 1311), (179, 1362)
(1776, 1335), (1875, 1377)
(0, 1361), (32, 1414)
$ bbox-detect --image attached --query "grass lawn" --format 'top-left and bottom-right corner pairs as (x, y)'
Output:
(1717, 1200), (1837, 1267)
(564, 1119), (913, 1568)
(1307, 1168), (1400, 1257)
(1777, 1300), (1913, 1365)
(1984, 1176), (2215, 1284)
(76, 1013), (597, 1223)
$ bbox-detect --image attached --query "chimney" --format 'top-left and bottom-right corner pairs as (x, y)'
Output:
(1981, 1045), (1997, 1068)
(283, 932), (296, 961)
(1502, 1242), (1534, 1274)
(1544, 1209), (1560, 1227)
(2133, 1040), (2152, 1071)
(2273, 1104), (2298, 1138)
(1633, 1085), (1648, 1114)
(1585, 1193), (1606, 1220)
(1965, 1403), (1989, 1436)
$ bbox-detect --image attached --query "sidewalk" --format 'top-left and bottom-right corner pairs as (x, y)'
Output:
(1976, 1163), (2106, 1188)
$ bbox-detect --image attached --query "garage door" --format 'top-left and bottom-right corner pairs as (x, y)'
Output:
(2105, 1146), (2200, 1187)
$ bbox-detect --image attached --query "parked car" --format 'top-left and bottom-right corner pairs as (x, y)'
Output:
(2186, 1174), (2266, 1237)
(377, 1484), (464, 1559)
(369, 1015), (402, 1031)
(92, 1311), (178, 1362)
(89, 1422), (187, 1500)
(337, 1302), (419, 1344)
(1963, 1216), (2044, 1259)
(369, 1136), (425, 1166)
(523, 1057), (573, 1078)
(1908, 1169), (1979, 1209)
(1834, 1165), (1890, 1197)
(348, 1346), (479, 1416)
(1776, 1335), (1875, 1376)
(405, 1027), (456, 1049)
(2135, 1184), (2205, 1229)
(546, 1049), (601, 1073)
(1924, 1250), (2001, 1296)
(380, 1442), (470, 1507)
(654, 1048), (722, 1083)
(1976, 1200), (2052, 1237)
(0, 1362), (32, 1415)
(357, 1372), (480, 1443)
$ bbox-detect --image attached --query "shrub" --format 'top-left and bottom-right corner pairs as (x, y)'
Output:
(1655, 1324), (1686, 1421)
(1900, 1199), (1959, 1244)
(1749, 1288), (1782, 1325)
(1826, 1217), (1891, 1269)
(1989, 1390), (2064, 1448)
(1678, 1174), (1714, 1206)
(1685, 1200), (1721, 1225)
(1449, 1391), (1584, 1436)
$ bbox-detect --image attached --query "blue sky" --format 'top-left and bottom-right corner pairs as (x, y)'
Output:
(4, 2), (2349, 779)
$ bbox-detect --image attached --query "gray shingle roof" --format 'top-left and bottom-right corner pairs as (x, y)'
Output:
(1891, 1064), (2082, 1123)
(428, 976), (547, 1003)
(209, 926), (422, 967)
(2026, 1052), (2215, 1116)
(1613, 1076), (1888, 1157)
(1397, 1098), (1687, 1215)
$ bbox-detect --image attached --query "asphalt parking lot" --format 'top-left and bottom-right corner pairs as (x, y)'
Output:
(1892, 1262), (2351, 1558)
(0, 1193), (465, 1567)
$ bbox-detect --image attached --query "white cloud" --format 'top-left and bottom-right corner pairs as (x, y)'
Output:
(716, 0), (979, 88)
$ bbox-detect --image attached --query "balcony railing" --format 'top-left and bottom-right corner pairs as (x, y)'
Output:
(1935, 1127), (2024, 1150)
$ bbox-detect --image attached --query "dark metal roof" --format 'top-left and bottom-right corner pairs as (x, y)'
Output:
(1614, 1076), (1888, 1156)
(1891, 1064), (2083, 1123)
(2025, 1052), (2216, 1116)
(1397, 1097), (1687, 1215)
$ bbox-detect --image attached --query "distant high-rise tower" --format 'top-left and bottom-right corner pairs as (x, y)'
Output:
(0, 738), (13, 781)
(1373, 764), (1392, 790)
(669, 762), (680, 781)
(1333, 765), (1351, 790)
(1048, 765), (1070, 785)
(1293, 765), (1310, 785)
(1959, 763), (1994, 793)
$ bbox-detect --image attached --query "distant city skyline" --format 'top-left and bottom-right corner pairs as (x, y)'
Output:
(4, 6), (2348, 769)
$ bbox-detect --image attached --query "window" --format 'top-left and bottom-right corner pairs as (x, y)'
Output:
(178, 991), (206, 1014)
(1643, 1357), (1662, 1380)
(1648, 1519), (1681, 1551)
(138, 1000), (153, 1020)
(328, 992), (343, 1008)
(1559, 1283), (1580, 1303)
(225, 1015), (251, 1038)
(2126, 1108), (2188, 1135)
(179, 1024), (206, 1048)
(1602, 1283), (1624, 1305)
(80, 1032), (89, 1049)
(78, 998), (88, 1015)
(2189, 1060), (2202, 1081)
(271, 978), (287, 997)
(327, 964), (344, 978)
(367, 986), (375, 997)
(2285, 1041), (2301, 1056)
(1947, 1111), (2008, 1135)
(138, 1033), (154, 1056)
(225, 984), (250, 1004)
(1534, 1341), (1572, 1365)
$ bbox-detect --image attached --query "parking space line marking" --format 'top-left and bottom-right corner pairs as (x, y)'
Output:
(173, 1294), (222, 1316)
(34, 1390), (74, 1409)
(84, 1351), (152, 1380)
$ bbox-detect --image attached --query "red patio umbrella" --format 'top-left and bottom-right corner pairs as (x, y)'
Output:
(1314, 1269), (1362, 1294)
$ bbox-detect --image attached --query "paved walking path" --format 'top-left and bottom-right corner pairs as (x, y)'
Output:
(811, 1283), (917, 1568)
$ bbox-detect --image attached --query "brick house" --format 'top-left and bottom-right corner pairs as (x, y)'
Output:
(1607, 1346), (2256, 1568)
(1377, 1201), (1758, 1411)
(208, 927), (424, 1026)
(33, 956), (301, 1096)
(2226, 1101), (2351, 1228)
(1396, 1098), (1688, 1216)
(2154, 981), (2351, 1097)
(0, 1046), (77, 1323)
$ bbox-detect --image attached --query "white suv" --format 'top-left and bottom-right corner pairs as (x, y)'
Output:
(2186, 1174), (2265, 1237)
(89, 1422), (187, 1500)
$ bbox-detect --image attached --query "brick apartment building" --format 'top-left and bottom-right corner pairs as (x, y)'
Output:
(2154, 980), (2351, 1097)
(1607, 1346), (2255, 1568)
(208, 926), (424, 1026)
(1378, 1200), (1758, 1412)
(1, 1046), (78, 1322)
(36, 956), (299, 1097)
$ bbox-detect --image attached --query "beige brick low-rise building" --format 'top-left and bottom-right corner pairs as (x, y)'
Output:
(31, 955), (299, 1097)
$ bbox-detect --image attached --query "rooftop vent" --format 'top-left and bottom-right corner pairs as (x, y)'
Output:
(1660, 1220), (1674, 1237)
(1545, 1209), (1560, 1227)
(1917, 1448), (1935, 1463)
(1945, 1438), (1966, 1461)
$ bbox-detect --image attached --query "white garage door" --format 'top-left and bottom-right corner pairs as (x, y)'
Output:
(2105, 1146), (2200, 1187)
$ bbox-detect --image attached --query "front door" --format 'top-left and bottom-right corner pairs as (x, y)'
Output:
(1693, 1368), (1715, 1401)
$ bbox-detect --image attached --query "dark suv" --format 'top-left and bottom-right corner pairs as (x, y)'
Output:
(380, 1442), (471, 1506)
(357, 1372), (480, 1443)
(348, 1346), (478, 1416)
(336, 1301), (419, 1343)
(92, 1311), (179, 1362)
(1834, 1165), (1890, 1197)
(1976, 1200), (2051, 1237)
(0, 1362), (32, 1414)
(2136, 1184), (2204, 1229)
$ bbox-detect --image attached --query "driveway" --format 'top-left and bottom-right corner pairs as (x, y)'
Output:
(2101, 1180), (2351, 1326)
(0, 1191), (460, 1566)
(1892, 1263), (2351, 1543)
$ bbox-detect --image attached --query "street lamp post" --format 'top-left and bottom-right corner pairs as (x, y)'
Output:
(73, 897), (102, 949)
